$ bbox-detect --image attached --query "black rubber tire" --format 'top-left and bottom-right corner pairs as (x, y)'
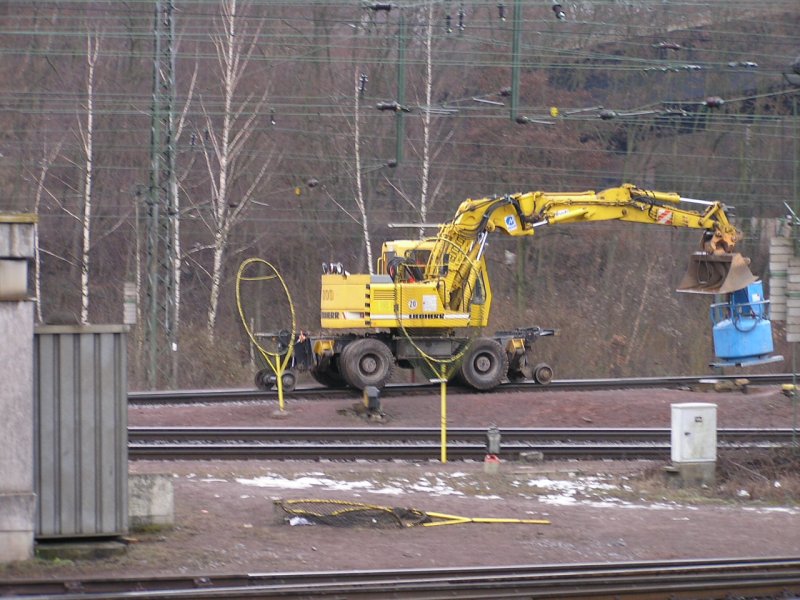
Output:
(459, 338), (508, 391)
(449, 370), (466, 386)
(533, 362), (554, 385)
(309, 364), (347, 388)
(507, 369), (526, 383)
(340, 338), (395, 390)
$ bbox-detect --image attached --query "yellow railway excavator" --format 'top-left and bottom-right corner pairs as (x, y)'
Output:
(301, 183), (762, 392)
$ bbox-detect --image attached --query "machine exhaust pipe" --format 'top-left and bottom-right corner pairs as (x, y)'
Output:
(677, 252), (758, 295)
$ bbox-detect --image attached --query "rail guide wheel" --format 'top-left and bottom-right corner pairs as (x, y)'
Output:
(532, 362), (553, 385)
(254, 368), (298, 392)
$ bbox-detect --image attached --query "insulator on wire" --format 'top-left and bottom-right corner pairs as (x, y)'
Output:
(704, 96), (724, 109)
(498, 2), (506, 21)
(376, 101), (411, 113)
(653, 41), (682, 51)
(359, 73), (368, 98)
(445, 13), (452, 33)
(270, 109), (276, 125)
(368, 2), (392, 11)
(552, 2), (566, 20)
(458, 5), (465, 31)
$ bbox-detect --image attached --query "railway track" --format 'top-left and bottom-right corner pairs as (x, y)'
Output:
(4, 557), (799, 599)
(128, 426), (795, 461)
(127, 373), (796, 405)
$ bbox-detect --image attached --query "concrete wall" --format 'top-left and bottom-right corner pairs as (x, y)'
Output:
(0, 215), (36, 562)
(0, 298), (35, 562)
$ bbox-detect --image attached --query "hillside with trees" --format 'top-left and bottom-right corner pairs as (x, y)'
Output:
(1, 0), (798, 389)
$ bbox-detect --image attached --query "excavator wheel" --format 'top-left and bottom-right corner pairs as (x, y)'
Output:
(340, 338), (395, 390)
(310, 363), (347, 388)
(449, 369), (467, 386)
(507, 369), (526, 383)
(459, 338), (509, 392)
(532, 362), (553, 385)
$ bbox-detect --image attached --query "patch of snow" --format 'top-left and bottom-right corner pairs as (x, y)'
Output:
(230, 472), (797, 516)
(741, 506), (799, 515)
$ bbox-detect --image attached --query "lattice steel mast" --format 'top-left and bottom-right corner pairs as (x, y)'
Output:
(145, 0), (178, 389)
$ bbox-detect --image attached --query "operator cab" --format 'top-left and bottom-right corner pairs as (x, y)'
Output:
(379, 241), (444, 283)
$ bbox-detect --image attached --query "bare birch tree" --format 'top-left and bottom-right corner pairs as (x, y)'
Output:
(30, 140), (64, 323)
(77, 32), (100, 325)
(381, 3), (450, 239)
(169, 66), (198, 345)
(352, 68), (374, 273)
(417, 1), (435, 240)
(198, 0), (272, 340)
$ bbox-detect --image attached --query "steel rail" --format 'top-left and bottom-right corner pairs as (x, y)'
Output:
(4, 557), (799, 599)
(127, 427), (796, 461)
(127, 373), (795, 405)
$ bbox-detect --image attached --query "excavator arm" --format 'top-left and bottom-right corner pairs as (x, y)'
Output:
(424, 183), (754, 310)
(516, 184), (739, 253)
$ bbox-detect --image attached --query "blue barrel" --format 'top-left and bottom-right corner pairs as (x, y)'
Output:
(710, 281), (775, 362)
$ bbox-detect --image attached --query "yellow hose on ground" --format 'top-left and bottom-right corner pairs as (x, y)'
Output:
(423, 511), (550, 527)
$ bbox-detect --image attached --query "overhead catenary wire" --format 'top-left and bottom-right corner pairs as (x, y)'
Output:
(2, 0), (799, 224)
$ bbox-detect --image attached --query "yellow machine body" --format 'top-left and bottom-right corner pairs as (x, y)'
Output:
(321, 183), (752, 331)
(322, 240), (490, 330)
(311, 183), (757, 392)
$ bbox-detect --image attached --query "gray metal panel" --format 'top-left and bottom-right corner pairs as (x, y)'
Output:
(33, 327), (128, 539)
(34, 334), (56, 535)
(0, 220), (36, 258)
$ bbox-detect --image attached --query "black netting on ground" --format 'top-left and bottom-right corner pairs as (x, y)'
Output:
(275, 499), (431, 528)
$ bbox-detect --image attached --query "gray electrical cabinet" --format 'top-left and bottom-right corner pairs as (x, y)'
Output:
(33, 325), (128, 539)
(670, 402), (717, 463)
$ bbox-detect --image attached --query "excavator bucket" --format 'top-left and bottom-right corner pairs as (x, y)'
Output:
(677, 252), (758, 295)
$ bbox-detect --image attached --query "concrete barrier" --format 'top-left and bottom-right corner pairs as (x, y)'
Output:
(129, 474), (174, 529)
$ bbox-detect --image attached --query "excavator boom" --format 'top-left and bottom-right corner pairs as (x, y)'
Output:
(423, 183), (754, 304)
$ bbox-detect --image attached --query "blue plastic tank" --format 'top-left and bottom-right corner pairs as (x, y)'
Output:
(710, 281), (780, 366)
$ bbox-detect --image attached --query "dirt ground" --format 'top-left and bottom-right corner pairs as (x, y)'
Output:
(2, 384), (799, 581)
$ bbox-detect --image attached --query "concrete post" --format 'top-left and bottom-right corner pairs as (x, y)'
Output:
(0, 214), (37, 562)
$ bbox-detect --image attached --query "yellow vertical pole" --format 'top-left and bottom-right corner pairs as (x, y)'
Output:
(440, 364), (447, 463)
(274, 349), (293, 413)
(276, 367), (285, 412)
